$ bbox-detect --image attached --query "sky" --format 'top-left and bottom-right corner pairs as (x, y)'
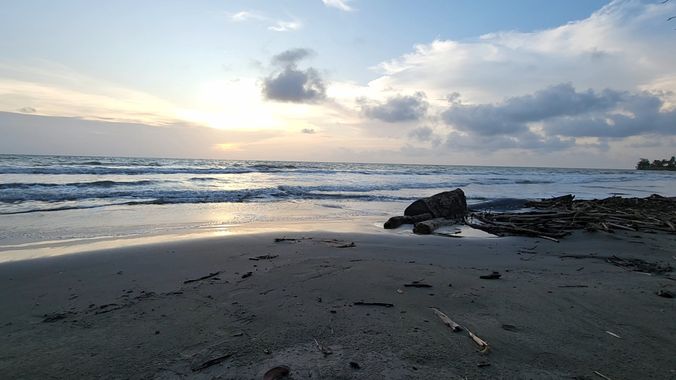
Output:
(0, 0), (675, 168)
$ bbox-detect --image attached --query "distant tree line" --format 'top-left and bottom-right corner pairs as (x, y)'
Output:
(636, 156), (676, 170)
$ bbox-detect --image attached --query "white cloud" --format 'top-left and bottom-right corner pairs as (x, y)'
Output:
(228, 11), (266, 22)
(369, 0), (676, 105)
(227, 10), (301, 32)
(322, 0), (354, 12)
(268, 20), (302, 32)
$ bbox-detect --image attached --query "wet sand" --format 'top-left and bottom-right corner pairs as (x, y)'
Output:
(0, 230), (674, 379)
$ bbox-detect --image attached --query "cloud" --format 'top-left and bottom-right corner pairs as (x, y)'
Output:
(18, 107), (36, 113)
(268, 20), (302, 32)
(359, 92), (428, 122)
(227, 10), (301, 32)
(229, 11), (265, 22)
(272, 48), (314, 66)
(444, 131), (576, 152)
(301, 128), (316, 134)
(322, 0), (354, 12)
(441, 83), (676, 140)
(262, 49), (327, 103)
(367, 0), (676, 105)
(408, 126), (434, 141)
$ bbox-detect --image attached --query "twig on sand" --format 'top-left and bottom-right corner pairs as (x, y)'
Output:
(593, 370), (612, 380)
(430, 307), (490, 353)
(184, 271), (221, 284)
(430, 307), (461, 332)
(354, 301), (394, 307)
(191, 353), (232, 372)
(404, 282), (433, 288)
(314, 338), (333, 356)
(249, 255), (279, 261)
(467, 329), (490, 353)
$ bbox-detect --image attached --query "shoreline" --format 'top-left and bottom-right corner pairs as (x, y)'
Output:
(1, 228), (674, 379)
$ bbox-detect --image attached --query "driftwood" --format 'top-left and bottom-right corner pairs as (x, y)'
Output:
(386, 191), (676, 239)
(467, 329), (490, 353)
(404, 282), (432, 288)
(191, 353), (232, 372)
(413, 217), (461, 234)
(314, 338), (333, 356)
(467, 194), (676, 239)
(354, 301), (394, 307)
(430, 307), (461, 332)
(183, 271), (221, 284)
(384, 213), (433, 229)
(431, 307), (490, 353)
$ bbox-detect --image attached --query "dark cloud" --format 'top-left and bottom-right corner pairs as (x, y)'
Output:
(18, 107), (36, 114)
(546, 92), (676, 138)
(360, 92), (428, 123)
(444, 131), (576, 152)
(262, 67), (326, 103)
(442, 84), (622, 136)
(272, 48), (314, 66)
(441, 84), (676, 141)
(262, 48), (326, 103)
(408, 126), (434, 141)
(301, 128), (316, 134)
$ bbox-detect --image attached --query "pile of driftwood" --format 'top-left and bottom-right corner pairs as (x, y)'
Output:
(385, 189), (676, 241)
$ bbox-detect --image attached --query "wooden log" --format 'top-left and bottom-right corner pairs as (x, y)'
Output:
(430, 307), (462, 332)
(413, 217), (461, 235)
(384, 213), (433, 229)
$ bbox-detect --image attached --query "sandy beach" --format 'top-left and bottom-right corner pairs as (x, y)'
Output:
(1, 228), (674, 379)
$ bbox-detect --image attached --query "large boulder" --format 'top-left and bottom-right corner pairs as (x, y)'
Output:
(384, 188), (468, 229)
(404, 188), (468, 218)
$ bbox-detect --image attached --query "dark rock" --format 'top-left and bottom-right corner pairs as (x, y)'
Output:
(404, 189), (468, 218)
(263, 366), (290, 380)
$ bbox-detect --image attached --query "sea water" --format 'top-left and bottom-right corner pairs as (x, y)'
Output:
(1, 154), (674, 254)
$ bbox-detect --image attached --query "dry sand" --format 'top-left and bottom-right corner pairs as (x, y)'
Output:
(0, 229), (674, 379)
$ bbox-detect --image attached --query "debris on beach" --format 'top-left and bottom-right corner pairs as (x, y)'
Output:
(656, 289), (673, 298)
(274, 237), (311, 243)
(42, 311), (73, 323)
(241, 272), (253, 279)
(190, 353), (232, 372)
(470, 193), (676, 239)
(430, 307), (462, 332)
(404, 281), (432, 288)
(560, 254), (672, 274)
(249, 254), (279, 261)
(593, 370), (613, 380)
(479, 271), (501, 280)
(501, 324), (519, 332)
(263, 366), (290, 380)
(323, 239), (356, 248)
(384, 189), (676, 239)
(431, 307), (490, 353)
(349, 361), (361, 370)
(183, 271), (222, 284)
(314, 338), (333, 356)
(353, 301), (394, 308)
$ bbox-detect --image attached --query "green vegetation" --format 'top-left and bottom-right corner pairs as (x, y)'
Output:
(636, 156), (676, 170)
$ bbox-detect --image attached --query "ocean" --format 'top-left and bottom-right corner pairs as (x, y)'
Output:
(1, 154), (675, 257)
